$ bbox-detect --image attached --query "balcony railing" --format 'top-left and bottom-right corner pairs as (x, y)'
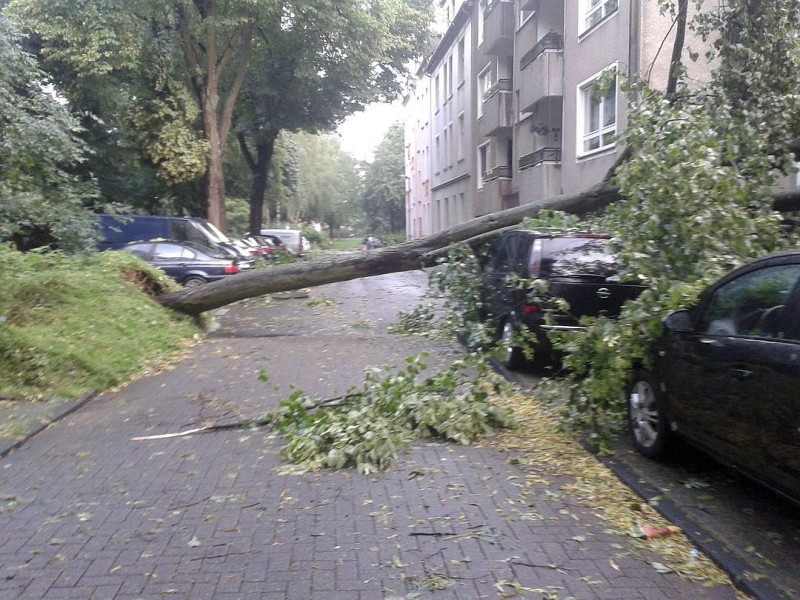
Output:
(482, 78), (513, 102)
(520, 31), (564, 71)
(484, 165), (512, 180)
(518, 47), (563, 113)
(519, 147), (562, 170)
(483, 0), (514, 56)
(479, 81), (513, 137)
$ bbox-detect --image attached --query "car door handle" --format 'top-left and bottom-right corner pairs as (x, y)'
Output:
(733, 368), (753, 379)
(698, 337), (723, 347)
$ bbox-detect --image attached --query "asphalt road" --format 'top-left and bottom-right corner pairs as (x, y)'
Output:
(506, 367), (800, 600)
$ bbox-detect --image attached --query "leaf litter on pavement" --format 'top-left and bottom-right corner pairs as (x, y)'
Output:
(488, 388), (747, 594)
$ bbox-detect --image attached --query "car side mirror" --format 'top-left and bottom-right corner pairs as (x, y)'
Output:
(663, 309), (693, 332)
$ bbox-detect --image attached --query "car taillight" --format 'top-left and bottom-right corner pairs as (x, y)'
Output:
(521, 304), (540, 314)
(225, 264), (239, 274)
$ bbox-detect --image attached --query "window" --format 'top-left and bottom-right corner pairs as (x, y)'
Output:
(457, 38), (465, 84)
(457, 114), (465, 161)
(477, 144), (490, 189)
(478, 1), (484, 44)
(578, 67), (617, 156)
(580, 0), (618, 34)
(519, 7), (534, 29)
(446, 55), (453, 98)
(477, 65), (492, 118)
(154, 243), (187, 259)
(700, 265), (800, 339)
(443, 127), (449, 168)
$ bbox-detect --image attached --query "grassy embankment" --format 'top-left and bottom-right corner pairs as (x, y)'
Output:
(0, 246), (203, 400)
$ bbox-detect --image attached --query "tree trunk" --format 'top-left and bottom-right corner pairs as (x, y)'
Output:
(156, 183), (800, 316)
(205, 112), (227, 231)
(238, 134), (277, 236)
(175, 0), (254, 233)
(666, 0), (689, 99)
(157, 184), (619, 314)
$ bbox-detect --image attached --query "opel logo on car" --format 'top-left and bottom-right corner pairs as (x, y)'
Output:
(596, 288), (612, 299)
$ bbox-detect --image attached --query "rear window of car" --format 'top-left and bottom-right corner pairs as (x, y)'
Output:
(540, 238), (618, 278)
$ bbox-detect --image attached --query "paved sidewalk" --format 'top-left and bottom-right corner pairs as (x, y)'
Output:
(0, 273), (745, 599)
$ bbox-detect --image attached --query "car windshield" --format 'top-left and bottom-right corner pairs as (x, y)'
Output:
(543, 238), (618, 278)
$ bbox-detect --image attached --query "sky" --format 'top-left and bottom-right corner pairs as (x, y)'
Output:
(336, 101), (404, 162)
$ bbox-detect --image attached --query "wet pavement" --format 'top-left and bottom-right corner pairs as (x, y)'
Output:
(0, 270), (789, 598)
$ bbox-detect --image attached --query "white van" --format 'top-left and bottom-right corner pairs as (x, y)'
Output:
(260, 229), (310, 256)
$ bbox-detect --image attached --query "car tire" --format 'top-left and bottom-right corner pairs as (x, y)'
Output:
(183, 276), (207, 289)
(498, 315), (526, 371)
(627, 370), (669, 459)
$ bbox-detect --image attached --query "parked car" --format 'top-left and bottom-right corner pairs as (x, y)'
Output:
(97, 214), (254, 270)
(627, 251), (800, 505)
(480, 230), (646, 369)
(260, 228), (310, 256)
(96, 214), (223, 251)
(241, 234), (277, 260)
(122, 240), (243, 288)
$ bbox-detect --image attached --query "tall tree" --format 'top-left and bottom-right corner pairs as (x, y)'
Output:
(361, 122), (405, 234)
(293, 132), (362, 236)
(233, 0), (433, 235)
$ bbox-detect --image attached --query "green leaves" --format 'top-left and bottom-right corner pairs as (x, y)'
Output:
(269, 355), (514, 474)
(0, 15), (99, 252)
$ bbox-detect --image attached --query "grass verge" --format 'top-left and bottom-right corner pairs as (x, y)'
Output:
(0, 246), (203, 400)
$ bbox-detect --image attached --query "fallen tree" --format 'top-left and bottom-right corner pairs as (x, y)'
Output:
(157, 183), (799, 315)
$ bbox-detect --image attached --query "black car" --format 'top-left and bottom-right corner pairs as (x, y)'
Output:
(480, 230), (645, 369)
(122, 240), (243, 288)
(628, 251), (800, 504)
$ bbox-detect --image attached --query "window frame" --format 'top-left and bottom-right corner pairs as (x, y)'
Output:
(576, 65), (618, 158)
(579, 0), (619, 36)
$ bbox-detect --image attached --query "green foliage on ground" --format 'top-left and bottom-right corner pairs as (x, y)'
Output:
(0, 246), (203, 399)
(268, 354), (514, 474)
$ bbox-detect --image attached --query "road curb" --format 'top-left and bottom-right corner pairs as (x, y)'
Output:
(593, 449), (790, 600)
(0, 390), (97, 459)
(487, 353), (789, 600)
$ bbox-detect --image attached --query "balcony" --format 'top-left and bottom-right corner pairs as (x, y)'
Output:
(479, 169), (513, 214)
(483, 0), (514, 56)
(519, 147), (561, 169)
(518, 35), (563, 113)
(479, 79), (513, 137)
(517, 148), (561, 204)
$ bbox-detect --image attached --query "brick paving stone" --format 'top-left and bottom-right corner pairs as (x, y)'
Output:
(0, 275), (751, 599)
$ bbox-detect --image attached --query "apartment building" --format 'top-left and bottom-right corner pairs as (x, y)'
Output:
(404, 0), (713, 238)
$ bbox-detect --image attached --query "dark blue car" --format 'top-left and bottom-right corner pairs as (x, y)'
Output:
(628, 251), (800, 505)
(122, 240), (242, 288)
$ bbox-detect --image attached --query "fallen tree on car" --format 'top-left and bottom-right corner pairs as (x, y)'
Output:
(156, 184), (800, 316)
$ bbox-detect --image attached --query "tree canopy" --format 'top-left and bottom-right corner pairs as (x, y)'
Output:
(0, 15), (97, 252)
(361, 122), (406, 234)
(5, 0), (433, 233)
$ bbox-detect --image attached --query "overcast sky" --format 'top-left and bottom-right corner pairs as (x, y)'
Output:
(336, 101), (403, 162)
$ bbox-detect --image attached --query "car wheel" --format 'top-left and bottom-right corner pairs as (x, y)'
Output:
(183, 276), (206, 289)
(627, 370), (669, 459)
(499, 316), (525, 371)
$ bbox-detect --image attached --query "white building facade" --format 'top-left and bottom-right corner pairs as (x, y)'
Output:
(405, 0), (728, 237)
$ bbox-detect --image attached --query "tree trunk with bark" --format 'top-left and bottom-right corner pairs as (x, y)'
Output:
(176, 1), (254, 232)
(157, 184), (620, 314)
(237, 132), (277, 236)
(156, 183), (800, 316)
